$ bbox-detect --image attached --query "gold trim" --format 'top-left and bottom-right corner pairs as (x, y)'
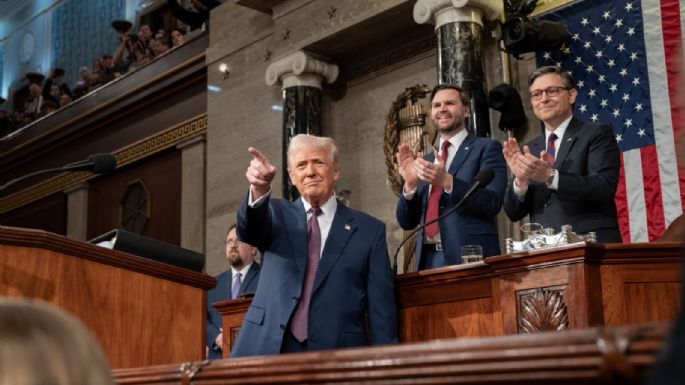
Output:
(532, 0), (579, 16)
(1, 114), (207, 214)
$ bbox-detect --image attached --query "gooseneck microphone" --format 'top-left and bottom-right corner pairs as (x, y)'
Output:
(393, 168), (495, 267)
(0, 153), (117, 191)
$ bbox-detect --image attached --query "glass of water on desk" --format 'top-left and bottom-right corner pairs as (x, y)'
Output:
(461, 245), (483, 263)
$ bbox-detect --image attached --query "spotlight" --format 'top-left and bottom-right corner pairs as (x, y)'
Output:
(218, 63), (230, 80)
(501, 0), (569, 59)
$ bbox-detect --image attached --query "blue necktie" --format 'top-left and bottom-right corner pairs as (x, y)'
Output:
(546, 133), (558, 165)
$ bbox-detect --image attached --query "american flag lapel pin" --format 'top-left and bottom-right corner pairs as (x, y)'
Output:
(345, 224), (351, 231)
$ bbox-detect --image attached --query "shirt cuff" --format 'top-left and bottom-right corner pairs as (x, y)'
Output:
(548, 169), (559, 191)
(513, 179), (528, 202)
(402, 186), (417, 200)
(248, 187), (271, 208)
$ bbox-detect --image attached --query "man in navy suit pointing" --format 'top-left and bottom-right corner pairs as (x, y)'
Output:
(231, 134), (398, 357)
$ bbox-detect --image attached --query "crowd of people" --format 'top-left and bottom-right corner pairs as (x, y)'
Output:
(0, 23), (187, 137)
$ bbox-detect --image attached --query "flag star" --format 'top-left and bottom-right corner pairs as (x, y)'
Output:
(630, 52), (638, 61)
(595, 50), (603, 58)
(607, 59), (615, 68)
(624, 118), (633, 128)
(602, 11), (611, 19)
(581, 17), (589, 25)
(600, 99), (609, 108)
(625, 2), (633, 11)
(612, 109), (621, 117)
(615, 19), (623, 28)
(580, 104), (588, 113)
(555, 61), (562, 68)
(609, 83), (618, 92)
(591, 113), (599, 122)
(561, 46), (571, 55)
(622, 93), (630, 102)
(577, 80), (585, 88)
(634, 102), (643, 111)
(619, 69), (628, 76)
(598, 74), (606, 83)
(627, 27), (636, 36)
(605, 35), (613, 43)
(572, 33), (581, 41)
(617, 43), (626, 52)
(575, 56), (583, 64)
(584, 41), (592, 49)
(586, 64), (594, 73)
(616, 134), (623, 142)
(637, 128), (646, 137)
(543, 52), (551, 60)
(588, 89), (597, 97)
(632, 77), (640, 86)
(592, 27), (601, 35)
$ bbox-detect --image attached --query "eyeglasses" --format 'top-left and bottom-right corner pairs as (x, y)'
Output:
(225, 239), (241, 246)
(529, 86), (571, 101)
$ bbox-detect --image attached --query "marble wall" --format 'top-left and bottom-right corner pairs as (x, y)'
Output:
(203, 0), (535, 275)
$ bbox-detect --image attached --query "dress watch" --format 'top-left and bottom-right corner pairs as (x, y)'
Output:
(546, 169), (557, 188)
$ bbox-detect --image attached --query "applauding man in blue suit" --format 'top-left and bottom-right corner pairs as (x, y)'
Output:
(396, 84), (507, 270)
(231, 134), (398, 357)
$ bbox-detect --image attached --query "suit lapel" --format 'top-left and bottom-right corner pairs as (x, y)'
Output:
(286, 199), (308, 277)
(447, 134), (475, 175)
(553, 117), (580, 167)
(240, 263), (259, 292)
(311, 202), (355, 294)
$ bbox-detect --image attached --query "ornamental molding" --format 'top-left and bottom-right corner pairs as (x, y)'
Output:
(265, 50), (339, 89)
(413, 0), (503, 28)
(0, 114), (207, 214)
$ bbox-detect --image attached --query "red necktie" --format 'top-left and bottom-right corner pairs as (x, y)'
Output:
(546, 133), (558, 165)
(424, 141), (450, 239)
(290, 206), (322, 342)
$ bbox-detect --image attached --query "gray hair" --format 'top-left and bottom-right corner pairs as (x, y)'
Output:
(286, 134), (339, 169)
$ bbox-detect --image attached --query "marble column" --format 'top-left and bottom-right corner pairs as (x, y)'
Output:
(265, 50), (339, 201)
(66, 183), (89, 242)
(414, 0), (503, 138)
(177, 135), (206, 254)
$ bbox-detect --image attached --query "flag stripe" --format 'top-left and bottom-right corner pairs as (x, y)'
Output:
(660, 0), (685, 216)
(643, 1), (682, 227)
(616, 152), (631, 242)
(641, 145), (666, 240)
(624, 148), (649, 242)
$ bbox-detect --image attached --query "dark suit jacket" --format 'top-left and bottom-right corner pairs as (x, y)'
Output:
(231, 194), (398, 357)
(396, 135), (508, 269)
(205, 263), (260, 359)
(503, 117), (622, 243)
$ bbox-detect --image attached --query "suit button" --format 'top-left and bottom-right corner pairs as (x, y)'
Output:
(280, 324), (285, 330)
(292, 296), (298, 303)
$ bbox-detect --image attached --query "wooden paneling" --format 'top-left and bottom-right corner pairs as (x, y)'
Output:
(0, 192), (66, 234)
(112, 323), (668, 385)
(87, 149), (181, 245)
(0, 226), (215, 369)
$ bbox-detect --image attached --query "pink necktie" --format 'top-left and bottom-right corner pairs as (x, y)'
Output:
(290, 206), (322, 342)
(425, 141), (450, 239)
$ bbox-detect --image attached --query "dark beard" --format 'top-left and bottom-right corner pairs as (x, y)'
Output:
(433, 117), (464, 135)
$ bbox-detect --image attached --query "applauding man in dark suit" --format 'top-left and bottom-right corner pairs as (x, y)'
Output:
(396, 84), (507, 270)
(502, 66), (622, 242)
(231, 134), (398, 357)
(206, 224), (260, 359)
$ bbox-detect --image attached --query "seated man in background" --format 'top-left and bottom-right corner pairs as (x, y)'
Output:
(503, 66), (622, 243)
(206, 224), (260, 359)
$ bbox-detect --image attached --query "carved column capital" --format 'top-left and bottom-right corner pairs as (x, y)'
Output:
(413, 0), (503, 29)
(265, 50), (339, 90)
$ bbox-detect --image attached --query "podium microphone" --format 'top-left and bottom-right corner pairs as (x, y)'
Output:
(392, 168), (495, 268)
(0, 153), (117, 191)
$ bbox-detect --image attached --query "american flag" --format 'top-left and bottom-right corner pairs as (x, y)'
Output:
(537, 0), (684, 242)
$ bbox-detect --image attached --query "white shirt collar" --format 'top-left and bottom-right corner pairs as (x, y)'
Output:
(546, 115), (572, 141)
(302, 193), (338, 218)
(439, 129), (468, 151)
(231, 262), (252, 277)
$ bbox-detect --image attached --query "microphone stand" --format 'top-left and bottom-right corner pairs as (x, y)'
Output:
(393, 181), (484, 272)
